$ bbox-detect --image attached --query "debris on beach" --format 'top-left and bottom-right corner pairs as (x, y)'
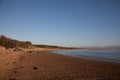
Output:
(13, 48), (23, 51)
(28, 50), (36, 53)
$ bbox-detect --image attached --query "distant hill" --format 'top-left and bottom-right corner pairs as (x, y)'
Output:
(103, 46), (120, 50)
(91, 46), (120, 50)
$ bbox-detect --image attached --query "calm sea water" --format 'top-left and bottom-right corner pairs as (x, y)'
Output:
(53, 50), (120, 63)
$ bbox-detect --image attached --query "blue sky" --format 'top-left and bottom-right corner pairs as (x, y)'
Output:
(0, 0), (120, 47)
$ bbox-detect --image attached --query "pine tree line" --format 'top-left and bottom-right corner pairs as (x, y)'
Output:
(0, 35), (32, 49)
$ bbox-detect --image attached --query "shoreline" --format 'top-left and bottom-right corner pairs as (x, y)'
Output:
(53, 50), (120, 64)
(0, 49), (120, 80)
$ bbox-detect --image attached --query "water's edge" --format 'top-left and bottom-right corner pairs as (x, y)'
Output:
(53, 50), (120, 63)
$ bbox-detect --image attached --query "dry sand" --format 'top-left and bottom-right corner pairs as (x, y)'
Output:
(0, 49), (120, 80)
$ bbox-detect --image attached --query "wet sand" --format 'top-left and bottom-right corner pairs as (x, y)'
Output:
(0, 50), (120, 80)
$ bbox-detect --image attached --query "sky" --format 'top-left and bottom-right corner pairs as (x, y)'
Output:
(0, 0), (120, 47)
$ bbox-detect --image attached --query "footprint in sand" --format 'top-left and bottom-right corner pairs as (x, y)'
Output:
(12, 62), (16, 64)
(5, 63), (9, 65)
(20, 66), (24, 69)
(33, 67), (38, 70)
(13, 67), (18, 73)
(19, 56), (26, 61)
(9, 78), (16, 80)
(14, 70), (18, 73)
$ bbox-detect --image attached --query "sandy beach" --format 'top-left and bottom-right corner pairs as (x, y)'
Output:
(0, 49), (120, 80)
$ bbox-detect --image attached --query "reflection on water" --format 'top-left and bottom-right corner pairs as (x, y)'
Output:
(53, 50), (120, 63)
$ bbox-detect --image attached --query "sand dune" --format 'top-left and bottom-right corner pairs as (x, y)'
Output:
(0, 49), (120, 80)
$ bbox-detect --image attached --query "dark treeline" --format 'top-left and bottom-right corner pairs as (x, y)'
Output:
(34, 44), (78, 49)
(0, 35), (81, 50)
(0, 35), (32, 49)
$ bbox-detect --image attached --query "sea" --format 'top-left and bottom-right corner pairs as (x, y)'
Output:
(53, 50), (120, 63)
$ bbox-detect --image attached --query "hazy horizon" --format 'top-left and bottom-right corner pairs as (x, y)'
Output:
(0, 0), (120, 47)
